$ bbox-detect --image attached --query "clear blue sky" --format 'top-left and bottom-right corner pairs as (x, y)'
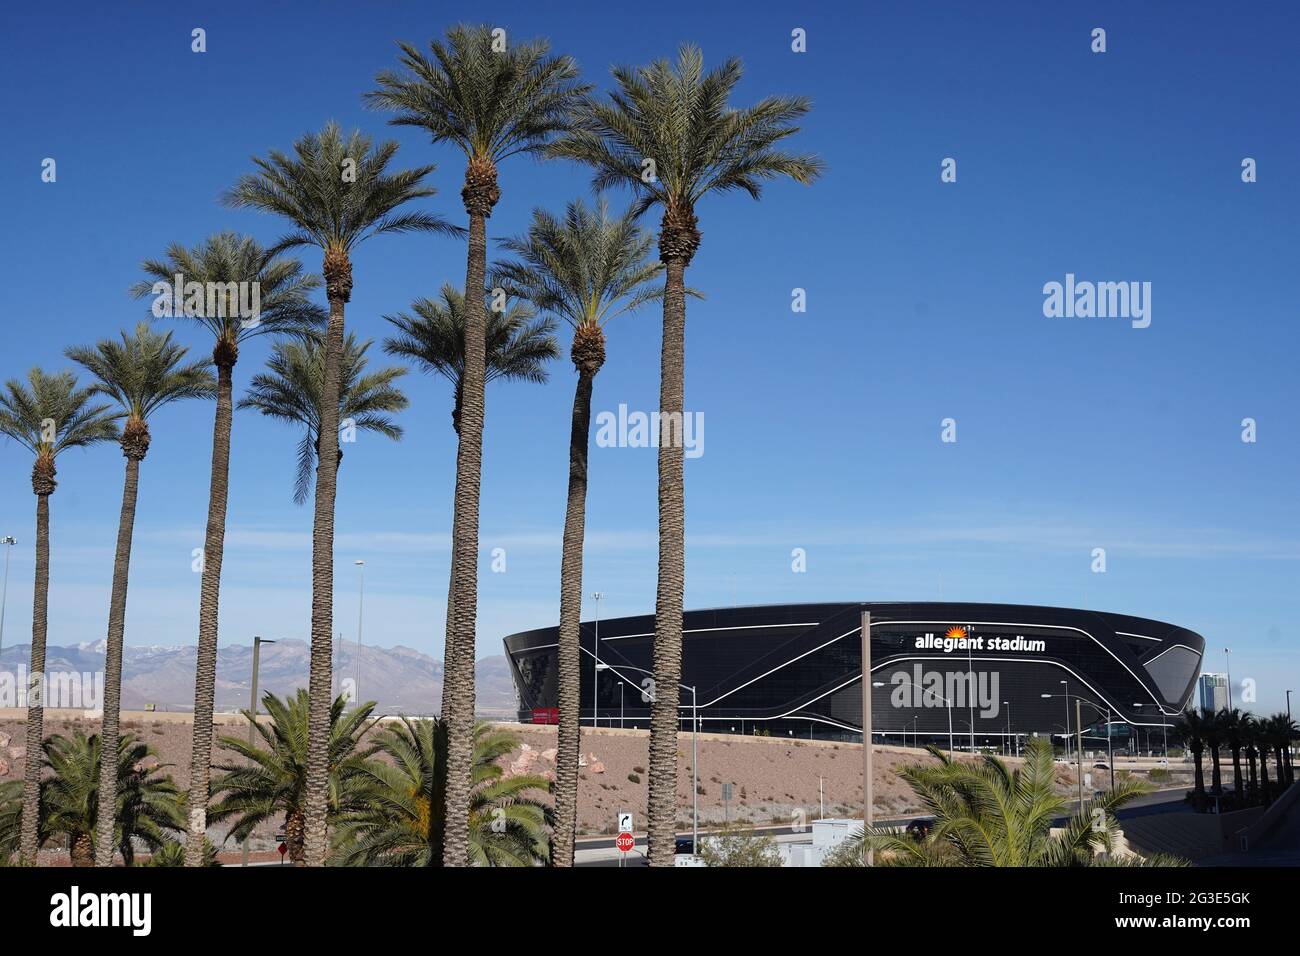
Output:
(1, 1), (1297, 713)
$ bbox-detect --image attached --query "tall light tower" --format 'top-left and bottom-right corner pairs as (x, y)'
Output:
(590, 592), (603, 727)
(0, 536), (15, 661)
(1223, 647), (1232, 710)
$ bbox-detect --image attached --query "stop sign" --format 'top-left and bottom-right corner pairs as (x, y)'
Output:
(615, 832), (634, 853)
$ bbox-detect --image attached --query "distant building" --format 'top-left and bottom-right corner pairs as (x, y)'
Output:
(1199, 673), (1228, 715)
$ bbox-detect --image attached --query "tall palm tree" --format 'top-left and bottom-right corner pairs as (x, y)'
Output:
(830, 739), (1183, 867)
(332, 718), (551, 866)
(1243, 715), (1260, 802)
(131, 231), (323, 866)
(383, 284), (558, 435)
(208, 690), (376, 865)
(66, 323), (215, 866)
(366, 26), (587, 865)
(1205, 710), (1224, 796)
(224, 121), (454, 867)
(1173, 709), (1207, 799)
(39, 730), (185, 866)
(491, 198), (661, 865)
(549, 45), (823, 864)
(238, 333), (407, 504)
(1220, 708), (1245, 803)
(0, 369), (118, 862)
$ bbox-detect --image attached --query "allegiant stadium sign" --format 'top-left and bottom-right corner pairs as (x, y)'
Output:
(911, 627), (1047, 654)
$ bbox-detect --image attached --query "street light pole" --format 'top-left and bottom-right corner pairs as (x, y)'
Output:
(690, 684), (698, 853)
(1061, 680), (1071, 764)
(1076, 698), (1085, 811)
(242, 635), (275, 866)
(0, 536), (15, 662)
(861, 611), (873, 865)
(591, 592), (603, 728)
(354, 560), (364, 705)
(1224, 647), (1232, 710)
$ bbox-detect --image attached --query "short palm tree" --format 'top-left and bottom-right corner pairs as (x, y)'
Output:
(238, 332), (407, 504)
(207, 690), (376, 866)
(225, 121), (454, 867)
(549, 45), (823, 865)
(39, 730), (184, 866)
(382, 284), (558, 433)
(366, 25), (588, 865)
(491, 198), (661, 865)
(0, 369), (117, 863)
(833, 739), (1183, 867)
(131, 231), (323, 866)
(332, 718), (550, 866)
(66, 323), (214, 866)
(0, 781), (21, 863)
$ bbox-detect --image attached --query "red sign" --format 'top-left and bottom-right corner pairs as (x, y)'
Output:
(615, 832), (635, 853)
(532, 707), (559, 725)
(278, 843), (288, 856)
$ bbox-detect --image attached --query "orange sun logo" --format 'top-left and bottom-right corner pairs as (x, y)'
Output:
(945, 626), (968, 639)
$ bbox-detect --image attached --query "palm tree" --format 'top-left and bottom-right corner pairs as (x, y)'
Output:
(1243, 714), (1260, 802)
(39, 730), (185, 866)
(1205, 710), (1224, 796)
(1220, 708), (1246, 804)
(332, 718), (551, 866)
(131, 231), (323, 866)
(1173, 709), (1207, 800)
(366, 25), (587, 865)
(224, 122), (454, 867)
(383, 284), (558, 435)
(831, 739), (1184, 867)
(1264, 713), (1297, 790)
(491, 198), (661, 865)
(238, 333), (407, 504)
(549, 45), (823, 864)
(0, 369), (118, 862)
(207, 690), (376, 865)
(66, 323), (215, 866)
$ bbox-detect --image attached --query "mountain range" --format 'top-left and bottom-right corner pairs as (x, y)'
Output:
(0, 639), (519, 717)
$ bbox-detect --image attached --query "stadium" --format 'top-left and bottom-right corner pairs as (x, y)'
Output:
(502, 602), (1205, 748)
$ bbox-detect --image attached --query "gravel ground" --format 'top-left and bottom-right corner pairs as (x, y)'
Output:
(1, 712), (1192, 860)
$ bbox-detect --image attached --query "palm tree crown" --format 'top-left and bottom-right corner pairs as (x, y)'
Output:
(365, 24), (589, 211)
(66, 322), (215, 459)
(238, 333), (408, 503)
(383, 284), (558, 433)
(0, 368), (118, 493)
(549, 44), (823, 258)
(332, 718), (551, 867)
(493, 197), (663, 336)
(130, 232), (324, 367)
(223, 121), (457, 301)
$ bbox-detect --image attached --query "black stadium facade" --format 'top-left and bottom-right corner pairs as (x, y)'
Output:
(503, 602), (1205, 747)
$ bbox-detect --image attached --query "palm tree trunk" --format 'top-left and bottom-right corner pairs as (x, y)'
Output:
(285, 807), (306, 865)
(441, 208), (488, 867)
(647, 257), (687, 868)
(70, 831), (94, 868)
(1210, 747), (1222, 794)
(93, 453), (141, 867)
(1247, 746), (1258, 800)
(1259, 749), (1271, 803)
(302, 291), (346, 867)
(19, 492), (51, 863)
(1231, 747), (1243, 801)
(553, 369), (596, 866)
(184, 360), (234, 866)
(1192, 746), (1204, 796)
